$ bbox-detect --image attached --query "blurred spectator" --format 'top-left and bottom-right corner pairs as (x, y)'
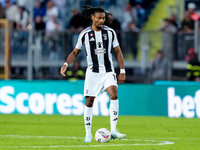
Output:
(43, 1), (63, 74)
(135, 4), (146, 28)
(45, 15), (60, 33)
(104, 14), (121, 31)
(45, 14), (63, 65)
(0, 3), (5, 18)
(80, 0), (93, 6)
(121, 3), (139, 60)
(127, 21), (140, 60)
(69, 8), (89, 32)
(35, 15), (45, 31)
(128, 21), (140, 32)
(14, 6), (29, 30)
(16, 0), (27, 7)
(152, 51), (171, 81)
(33, 0), (46, 20)
(94, 0), (111, 10)
(45, 16), (62, 75)
(5, 0), (18, 22)
(0, 0), (15, 7)
(121, 3), (137, 30)
(185, 48), (195, 63)
(159, 18), (177, 33)
(43, 0), (58, 23)
(184, 2), (196, 19)
(181, 11), (194, 33)
(170, 14), (178, 28)
(42, 0), (49, 6)
(186, 49), (200, 81)
(66, 60), (85, 81)
(159, 18), (177, 72)
(52, 0), (67, 21)
(130, 0), (156, 10)
(181, 2), (197, 33)
(130, 0), (146, 7)
(69, 8), (89, 61)
(52, 0), (66, 9)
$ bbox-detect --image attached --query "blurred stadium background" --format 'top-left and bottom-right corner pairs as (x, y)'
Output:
(1, 0), (200, 82)
(0, 1), (200, 119)
(0, 0), (200, 149)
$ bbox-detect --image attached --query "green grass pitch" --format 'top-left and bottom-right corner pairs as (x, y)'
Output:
(0, 114), (200, 150)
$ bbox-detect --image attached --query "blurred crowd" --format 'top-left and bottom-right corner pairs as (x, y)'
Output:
(0, 0), (154, 32)
(0, 0), (198, 33)
(159, 2), (198, 34)
(1, 0), (200, 81)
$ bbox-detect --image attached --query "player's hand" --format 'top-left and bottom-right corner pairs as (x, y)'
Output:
(118, 73), (126, 84)
(60, 65), (67, 76)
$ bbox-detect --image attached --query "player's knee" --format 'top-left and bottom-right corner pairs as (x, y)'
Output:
(110, 93), (118, 100)
(85, 97), (94, 107)
(86, 102), (93, 107)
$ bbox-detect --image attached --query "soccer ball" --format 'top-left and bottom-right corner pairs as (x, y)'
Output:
(95, 128), (111, 143)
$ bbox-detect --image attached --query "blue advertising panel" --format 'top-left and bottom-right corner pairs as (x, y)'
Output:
(0, 80), (200, 118)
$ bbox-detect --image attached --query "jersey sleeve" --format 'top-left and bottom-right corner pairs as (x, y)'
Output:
(112, 30), (119, 48)
(75, 33), (84, 50)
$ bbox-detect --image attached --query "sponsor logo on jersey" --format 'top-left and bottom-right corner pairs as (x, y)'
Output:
(94, 48), (106, 54)
(90, 37), (95, 41)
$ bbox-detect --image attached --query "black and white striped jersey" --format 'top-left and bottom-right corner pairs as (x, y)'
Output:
(75, 25), (119, 73)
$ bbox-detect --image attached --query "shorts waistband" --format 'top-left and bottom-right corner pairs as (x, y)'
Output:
(87, 68), (113, 73)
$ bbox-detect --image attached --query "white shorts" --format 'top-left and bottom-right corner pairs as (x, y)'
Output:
(84, 68), (118, 97)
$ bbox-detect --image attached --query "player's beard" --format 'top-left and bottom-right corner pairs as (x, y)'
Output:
(96, 23), (103, 30)
(97, 26), (102, 30)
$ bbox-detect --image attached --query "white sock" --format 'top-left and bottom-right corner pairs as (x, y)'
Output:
(84, 106), (93, 137)
(110, 99), (119, 132)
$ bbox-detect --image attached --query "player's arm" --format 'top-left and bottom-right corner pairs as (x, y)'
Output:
(113, 46), (126, 84)
(60, 48), (81, 76)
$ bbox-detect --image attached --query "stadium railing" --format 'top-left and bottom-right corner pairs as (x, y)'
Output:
(0, 29), (195, 82)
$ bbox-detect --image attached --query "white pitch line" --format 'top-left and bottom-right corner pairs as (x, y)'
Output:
(0, 135), (174, 148)
(141, 137), (200, 140)
(0, 135), (199, 140)
(0, 135), (80, 139)
(0, 141), (174, 148)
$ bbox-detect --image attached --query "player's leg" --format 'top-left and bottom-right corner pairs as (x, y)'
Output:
(83, 68), (104, 142)
(106, 85), (118, 132)
(106, 85), (126, 140)
(83, 96), (95, 142)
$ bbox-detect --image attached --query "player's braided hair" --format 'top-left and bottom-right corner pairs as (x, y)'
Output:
(80, 5), (112, 23)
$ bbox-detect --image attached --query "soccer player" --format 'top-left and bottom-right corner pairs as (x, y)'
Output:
(60, 6), (126, 142)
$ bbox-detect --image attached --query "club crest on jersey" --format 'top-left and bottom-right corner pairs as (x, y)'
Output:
(95, 42), (106, 54)
(90, 33), (93, 36)
(103, 34), (107, 40)
(97, 42), (102, 48)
